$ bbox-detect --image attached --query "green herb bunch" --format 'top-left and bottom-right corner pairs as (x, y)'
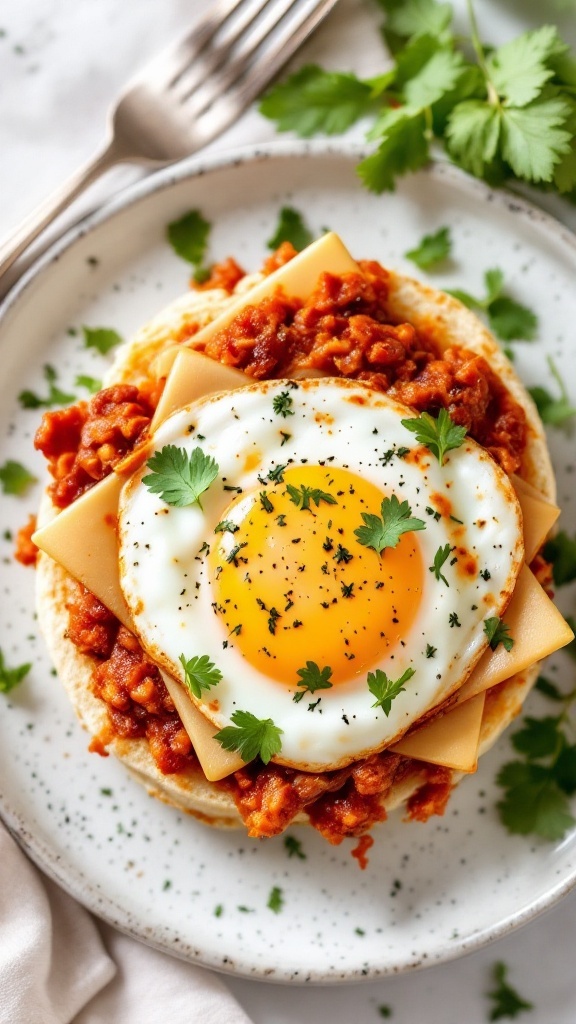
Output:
(260, 0), (576, 198)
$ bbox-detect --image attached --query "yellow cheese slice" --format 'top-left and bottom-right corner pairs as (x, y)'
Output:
(159, 671), (244, 780)
(512, 474), (560, 563)
(152, 231), (360, 378)
(390, 692), (485, 772)
(152, 349), (248, 428)
(456, 563), (574, 704)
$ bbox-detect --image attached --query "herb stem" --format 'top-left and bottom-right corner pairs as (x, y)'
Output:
(465, 0), (500, 108)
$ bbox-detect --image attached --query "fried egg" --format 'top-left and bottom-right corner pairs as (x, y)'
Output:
(118, 377), (524, 772)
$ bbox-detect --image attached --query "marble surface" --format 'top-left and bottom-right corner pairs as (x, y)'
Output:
(1, 0), (576, 1021)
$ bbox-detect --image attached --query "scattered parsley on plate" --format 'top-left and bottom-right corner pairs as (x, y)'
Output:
(528, 356), (576, 428)
(18, 364), (76, 409)
(483, 616), (514, 652)
(0, 649), (32, 694)
(405, 225), (452, 269)
(0, 460), (37, 497)
(267, 206), (314, 251)
(167, 208), (211, 281)
(82, 326), (123, 354)
(486, 961), (534, 1021)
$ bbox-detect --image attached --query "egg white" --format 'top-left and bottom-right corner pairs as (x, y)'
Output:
(118, 377), (524, 772)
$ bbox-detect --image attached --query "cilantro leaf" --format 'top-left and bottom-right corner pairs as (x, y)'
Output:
(267, 886), (284, 913)
(528, 355), (576, 427)
(0, 460), (37, 496)
(500, 95), (572, 184)
(18, 364), (76, 409)
(267, 207), (313, 252)
(487, 296), (538, 343)
(483, 616), (514, 652)
(285, 483), (337, 512)
(496, 763), (575, 840)
(543, 530), (576, 586)
(75, 374), (102, 394)
(143, 445), (219, 509)
(358, 110), (429, 193)
(293, 661), (333, 703)
(259, 65), (375, 137)
(167, 209), (211, 277)
(214, 710), (283, 764)
(0, 650), (32, 694)
(401, 407), (467, 465)
(487, 26), (563, 107)
(214, 519), (239, 535)
(179, 653), (222, 700)
(82, 326), (123, 354)
(445, 100), (501, 179)
(487, 961), (534, 1021)
(405, 226), (451, 269)
(354, 494), (426, 554)
(429, 543), (452, 585)
(367, 667), (415, 716)
(379, 0), (453, 45)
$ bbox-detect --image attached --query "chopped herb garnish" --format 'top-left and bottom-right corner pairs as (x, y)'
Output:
(267, 607), (281, 635)
(405, 226), (452, 269)
(354, 494), (426, 555)
(143, 445), (218, 509)
(18, 364), (76, 409)
(82, 326), (123, 354)
(425, 643), (437, 658)
(529, 356), (576, 428)
(286, 483), (337, 512)
(267, 885), (284, 913)
(449, 611), (461, 627)
(429, 543), (453, 585)
(486, 961), (534, 1021)
(267, 206), (314, 252)
(280, 430), (292, 445)
(0, 649), (31, 693)
(341, 581), (354, 597)
(259, 491), (274, 513)
(214, 710), (283, 764)
(179, 653), (222, 699)
(166, 208), (211, 279)
(284, 834), (306, 859)
(333, 544), (353, 563)
(268, 464), (287, 483)
(484, 616), (514, 652)
(75, 374), (102, 394)
(272, 390), (295, 418)
(367, 667), (415, 717)
(401, 408), (467, 465)
(0, 459), (37, 496)
(543, 530), (576, 587)
(214, 519), (239, 535)
(293, 661), (333, 703)
(226, 541), (248, 565)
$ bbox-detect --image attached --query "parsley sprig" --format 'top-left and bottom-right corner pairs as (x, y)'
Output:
(267, 206), (314, 251)
(214, 710), (283, 764)
(528, 355), (576, 428)
(543, 530), (576, 587)
(260, 1), (576, 199)
(143, 445), (219, 509)
(405, 226), (452, 269)
(354, 494), (426, 554)
(293, 661), (333, 703)
(367, 667), (415, 716)
(179, 654), (222, 699)
(401, 408), (467, 465)
(0, 460), (37, 496)
(484, 616), (514, 652)
(18, 364), (76, 409)
(429, 543), (453, 585)
(449, 267), (537, 343)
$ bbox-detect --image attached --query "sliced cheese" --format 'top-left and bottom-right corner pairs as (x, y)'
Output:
(151, 231), (360, 378)
(159, 670), (244, 780)
(152, 349), (248, 428)
(35, 472), (132, 629)
(390, 692), (485, 772)
(512, 473), (560, 563)
(456, 563), (574, 704)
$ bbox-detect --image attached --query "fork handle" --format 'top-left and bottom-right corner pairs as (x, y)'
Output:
(0, 140), (119, 282)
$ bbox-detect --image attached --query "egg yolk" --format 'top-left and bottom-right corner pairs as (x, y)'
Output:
(210, 465), (423, 688)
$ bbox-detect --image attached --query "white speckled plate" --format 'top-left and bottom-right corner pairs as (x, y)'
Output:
(1, 142), (575, 983)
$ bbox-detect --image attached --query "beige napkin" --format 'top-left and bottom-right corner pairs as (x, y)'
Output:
(0, 821), (253, 1024)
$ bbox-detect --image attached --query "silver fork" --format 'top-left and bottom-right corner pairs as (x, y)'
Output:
(0, 0), (338, 280)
